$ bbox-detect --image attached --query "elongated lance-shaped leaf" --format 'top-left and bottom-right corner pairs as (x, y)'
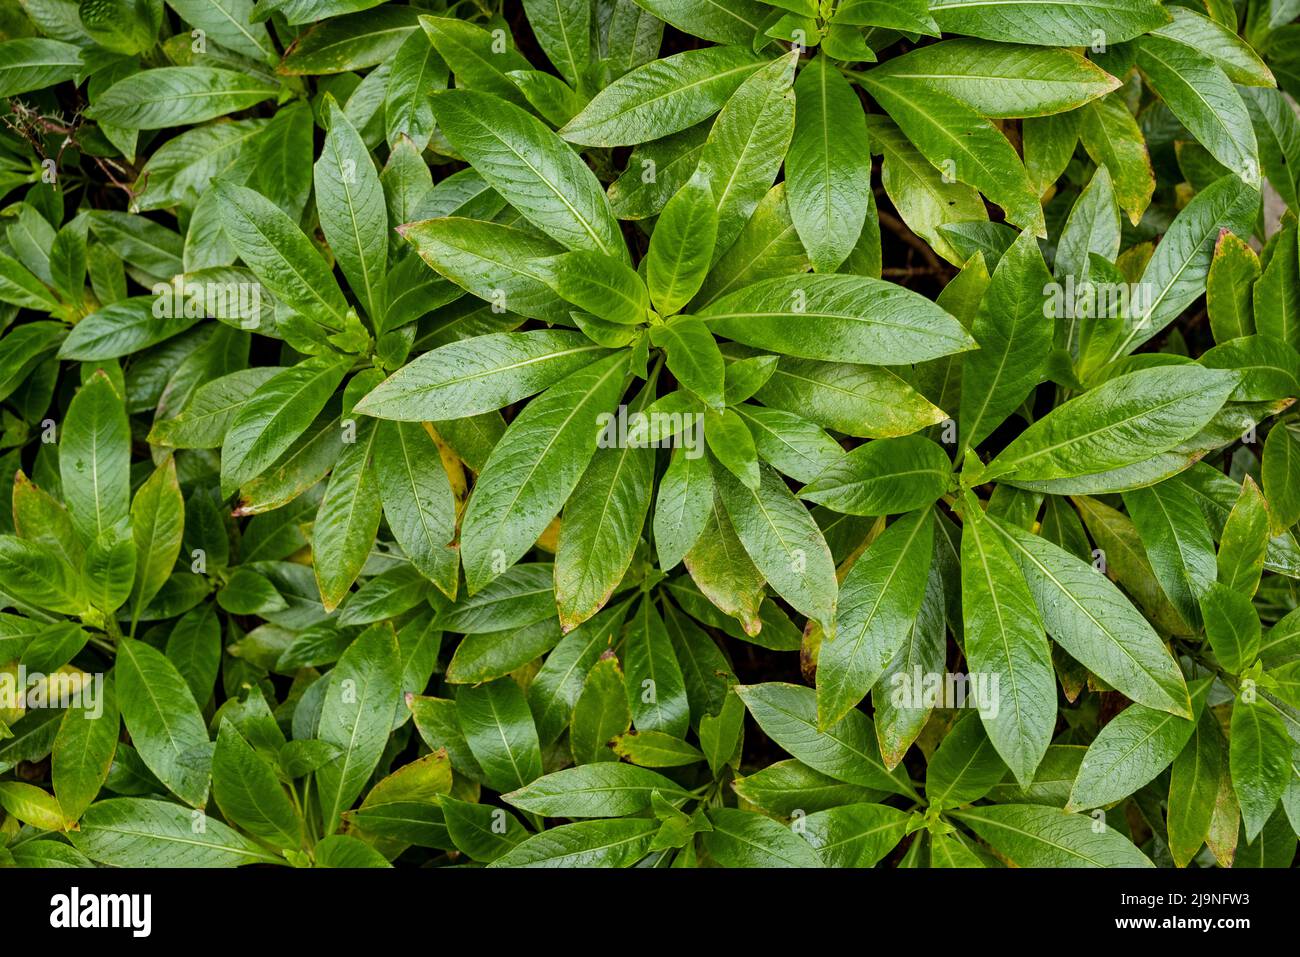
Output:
(817, 508), (933, 729)
(460, 351), (629, 594)
(960, 493), (1055, 787)
(60, 371), (130, 545)
(431, 89), (626, 260)
(315, 100), (388, 322)
(786, 54), (872, 273)
(316, 623), (403, 834)
(986, 514), (1191, 718)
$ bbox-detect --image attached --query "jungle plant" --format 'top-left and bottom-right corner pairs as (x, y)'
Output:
(0, 0), (1296, 869)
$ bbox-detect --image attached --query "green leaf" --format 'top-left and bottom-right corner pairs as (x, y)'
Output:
(312, 421), (382, 612)
(756, 357), (947, 439)
(960, 496), (1054, 786)
(988, 516), (1192, 718)
(802, 803), (910, 867)
(384, 28), (446, 150)
(799, 436), (949, 516)
(1243, 86), (1299, 213)
(1230, 697), (1291, 841)
(626, 0), (767, 45)
(703, 806), (825, 867)
(58, 297), (199, 361)
(504, 762), (687, 817)
(872, 545), (948, 769)
(816, 508), (933, 728)
(786, 54), (872, 273)
(715, 462), (838, 632)
(88, 211), (183, 279)
(1215, 474), (1270, 597)
(1201, 582), (1261, 675)
(705, 408), (760, 490)
(0, 38), (82, 97)
(983, 365), (1239, 483)
(697, 688), (744, 775)
(960, 228), (1053, 450)
(1262, 423), (1300, 532)
(445, 620), (559, 685)
(314, 833), (392, 867)
(436, 563), (556, 634)
(1207, 230), (1260, 343)
(280, 7), (421, 75)
(527, 604), (629, 746)
(0, 780), (63, 832)
(212, 720), (302, 851)
(116, 637), (211, 807)
(652, 316), (725, 411)
(130, 458), (184, 624)
(951, 804), (1154, 867)
(561, 46), (762, 147)
(1078, 93), (1155, 227)
(1122, 479), (1218, 630)
(165, 605), (221, 705)
(88, 67), (278, 129)
(872, 40), (1119, 118)
(373, 421), (458, 599)
(926, 713), (1008, 809)
(249, 101), (314, 218)
(316, 623), (402, 834)
(1167, 708), (1225, 867)
(832, 0), (938, 32)
(1153, 6), (1274, 88)
(1067, 679), (1210, 810)
(459, 351), (628, 593)
(51, 679), (119, 825)
(555, 391), (655, 630)
(703, 275), (974, 366)
(418, 15), (530, 105)
(85, 521), (136, 615)
(1136, 36), (1259, 187)
(60, 371), (130, 545)
(697, 51), (797, 258)
(1201, 335), (1300, 402)
(358, 331), (609, 422)
(623, 596), (691, 737)
(616, 730), (706, 768)
(1108, 173), (1259, 362)
(1055, 166), (1122, 301)
(737, 404), (843, 485)
(396, 217), (565, 323)
(737, 682), (917, 797)
(316, 100), (388, 321)
(167, 0), (274, 63)
(647, 175), (718, 315)
(431, 89), (625, 259)
(535, 250), (648, 325)
(70, 799), (279, 868)
(220, 355), (353, 497)
(522, 0), (590, 88)
(683, 490), (765, 635)
(731, 759), (882, 815)
(570, 652), (631, 764)
(440, 795), (528, 862)
(694, 183), (810, 304)
(858, 72), (1043, 235)
(457, 677), (544, 794)
(488, 817), (657, 867)
(654, 447), (714, 572)
(214, 180), (350, 330)
(928, 0), (1169, 46)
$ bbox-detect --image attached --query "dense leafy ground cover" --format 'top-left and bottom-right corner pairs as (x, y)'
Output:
(0, 0), (1297, 869)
